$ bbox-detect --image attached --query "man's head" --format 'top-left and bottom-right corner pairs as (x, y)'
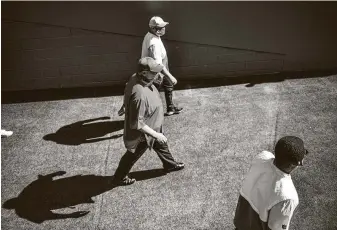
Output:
(149, 16), (169, 36)
(137, 57), (164, 86)
(274, 136), (308, 174)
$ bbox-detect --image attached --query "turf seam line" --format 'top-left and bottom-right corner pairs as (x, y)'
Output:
(92, 117), (113, 229)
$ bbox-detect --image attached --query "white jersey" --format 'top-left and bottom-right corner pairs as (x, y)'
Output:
(141, 32), (168, 68)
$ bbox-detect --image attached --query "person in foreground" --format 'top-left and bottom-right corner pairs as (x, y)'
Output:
(234, 136), (308, 230)
(112, 57), (185, 186)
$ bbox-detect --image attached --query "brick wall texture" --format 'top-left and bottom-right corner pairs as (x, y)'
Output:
(2, 21), (286, 91)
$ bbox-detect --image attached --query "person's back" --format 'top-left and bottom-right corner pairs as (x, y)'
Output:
(234, 136), (308, 230)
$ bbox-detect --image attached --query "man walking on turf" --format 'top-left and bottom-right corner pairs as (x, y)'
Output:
(234, 136), (308, 230)
(112, 57), (184, 186)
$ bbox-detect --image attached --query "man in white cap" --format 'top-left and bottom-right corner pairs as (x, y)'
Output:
(144, 16), (183, 116)
(118, 16), (183, 117)
(112, 57), (185, 186)
(234, 136), (308, 230)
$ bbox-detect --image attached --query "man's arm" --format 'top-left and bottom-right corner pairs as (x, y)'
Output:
(148, 45), (177, 85)
(161, 67), (177, 85)
(129, 93), (167, 144)
(268, 200), (297, 230)
(139, 125), (167, 144)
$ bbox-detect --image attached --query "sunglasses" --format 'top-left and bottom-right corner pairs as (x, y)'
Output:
(149, 71), (159, 75)
(155, 26), (165, 30)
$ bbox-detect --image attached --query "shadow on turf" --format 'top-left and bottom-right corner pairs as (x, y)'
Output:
(129, 168), (168, 181)
(2, 69), (337, 104)
(2, 169), (167, 223)
(2, 171), (111, 223)
(43, 117), (123, 146)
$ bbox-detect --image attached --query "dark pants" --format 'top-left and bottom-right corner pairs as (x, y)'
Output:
(162, 74), (174, 91)
(154, 76), (175, 111)
(113, 140), (177, 181)
(234, 195), (271, 230)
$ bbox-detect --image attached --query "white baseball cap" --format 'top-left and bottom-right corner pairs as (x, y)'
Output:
(149, 16), (169, 28)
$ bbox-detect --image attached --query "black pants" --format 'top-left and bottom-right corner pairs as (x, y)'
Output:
(162, 74), (174, 91)
(154, 76), (175, 111)
(113, 140), (177, 181)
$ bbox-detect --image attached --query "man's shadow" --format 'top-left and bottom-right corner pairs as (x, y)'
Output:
(43, 117), (123, 145)
(2, 169), (167, 223)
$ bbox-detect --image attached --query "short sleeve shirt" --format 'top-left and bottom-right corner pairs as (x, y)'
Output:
(141, 32), (169, 70)
(268, 199), (297, 230)
(235, 151), (299, 230)
(123, 74), (164, 152)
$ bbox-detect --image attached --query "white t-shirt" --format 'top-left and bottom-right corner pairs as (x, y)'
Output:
(239, 151), (299, 230)
(141, 32), (168, 68)
(269, 199), (298, 230)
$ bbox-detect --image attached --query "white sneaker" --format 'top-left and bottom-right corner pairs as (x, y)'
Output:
(1, 130), (13, 137)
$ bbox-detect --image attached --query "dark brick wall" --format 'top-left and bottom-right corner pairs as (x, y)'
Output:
(2, 1), (337, 91)
(2, 22), (138, 90)
(2, 21), (285, 91)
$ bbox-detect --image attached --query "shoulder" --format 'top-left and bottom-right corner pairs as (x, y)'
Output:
(252, 151), (275, 164)
(125, 74), (138, 89)
(129, 73), (138, 82)
(127, 73), (137, 83)
(146, 33), (160, 46)
(131, 84), (146, 100)
(131, 84), (144, 94)
(278, 177), (299, 203)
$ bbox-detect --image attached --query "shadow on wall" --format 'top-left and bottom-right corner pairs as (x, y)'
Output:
(2, 69), (337, 104)
(2, 169), (167, 223)
(43, 117), (123, 146)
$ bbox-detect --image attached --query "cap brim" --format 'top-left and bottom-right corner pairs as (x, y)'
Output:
(149, 63), (164, 73)
(158, 22), (169, 27)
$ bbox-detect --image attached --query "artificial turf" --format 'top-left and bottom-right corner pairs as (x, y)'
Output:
(1, 74), (336, 229)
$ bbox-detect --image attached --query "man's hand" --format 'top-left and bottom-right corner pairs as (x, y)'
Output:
(169, 76), (177, 85)
(154, 132), (167, 144)
(162, 67), (178, 86)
